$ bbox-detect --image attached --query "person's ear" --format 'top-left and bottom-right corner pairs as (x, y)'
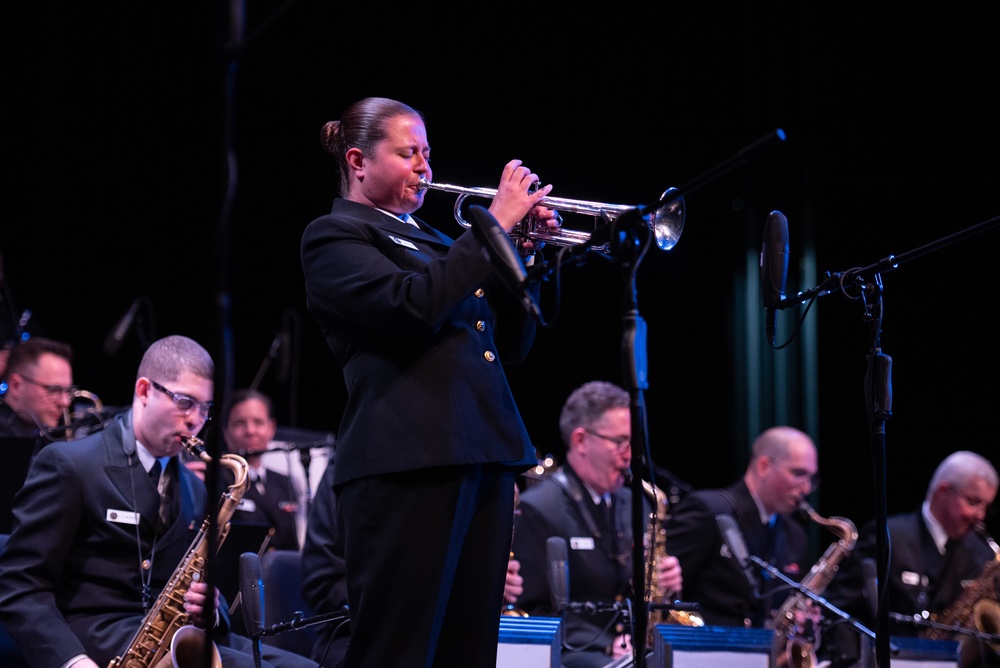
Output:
(135, 377), (152, 406)
(345, 147), (365, 175)
(567, 427), (588, 455)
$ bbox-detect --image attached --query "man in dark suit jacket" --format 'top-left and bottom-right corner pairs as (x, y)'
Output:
(0, 336), (74, 446)
(0, 335), (312, 668)
(825, 450), (999, 665)
(664, 426), (818, 629)
(510, 381), (683, 668)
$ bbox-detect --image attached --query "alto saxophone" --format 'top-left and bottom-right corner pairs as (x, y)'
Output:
(640, 477), (704, 642)
(109, 436), (250, 668)
(766, 500), (858, 668)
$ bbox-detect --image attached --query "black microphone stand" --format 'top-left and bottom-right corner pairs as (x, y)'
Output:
(528, 129), (789, 668)
(888, 611), (1000, 645)
(776, 213), (1000, 667)
(255, 607), (351, 640)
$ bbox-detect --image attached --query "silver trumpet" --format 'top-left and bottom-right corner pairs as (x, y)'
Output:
(418, 177), (685, 252)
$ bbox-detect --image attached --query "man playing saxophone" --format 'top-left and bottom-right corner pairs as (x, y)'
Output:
(508, 381), (683, 667)
(0, 335), (312, 668)
(825, 450), (999, 666)
(664, 427), (820, 630)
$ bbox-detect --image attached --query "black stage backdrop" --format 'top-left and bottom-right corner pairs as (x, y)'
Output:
(4, 4), (999, 539)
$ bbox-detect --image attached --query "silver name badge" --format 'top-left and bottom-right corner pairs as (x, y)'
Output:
(238, 498), (258, 513)
(388, 235), (418, 250)
(107, 509), (140, 526)
(570, 537), (596, 550)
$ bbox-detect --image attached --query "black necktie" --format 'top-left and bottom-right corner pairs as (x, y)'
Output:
(597, 496), (612, 534)
(152, 459), (174, 533)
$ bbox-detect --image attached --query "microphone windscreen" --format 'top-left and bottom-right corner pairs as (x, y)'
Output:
(545, 536), (570, 613)
(760, 211), (789, 309)
(239, 552), (265, 635)
(468, 205), (528, 288)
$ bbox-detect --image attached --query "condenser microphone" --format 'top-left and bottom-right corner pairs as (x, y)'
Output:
(760, 211), (789, 346)
(715, 514), (760, 594)
(103, 298), (141, 357)
(239, 552), (266, 637)
(467, 205), (540, 320)
(546, 536), (570, 614)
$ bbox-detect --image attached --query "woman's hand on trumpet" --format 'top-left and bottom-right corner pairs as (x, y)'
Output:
(488, 159), (555, 234)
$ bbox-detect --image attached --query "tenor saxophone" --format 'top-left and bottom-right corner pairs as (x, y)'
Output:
(766, 500), (858, 668)
(109, 436), (250, 668)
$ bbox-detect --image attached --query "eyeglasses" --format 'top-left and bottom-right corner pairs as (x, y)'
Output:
(776, 463), (820, 490)
(148, 379), (213, 421)
(18, 374), (78, 397)
(583, 428), (631, 451)
(945, 485), (992, 511)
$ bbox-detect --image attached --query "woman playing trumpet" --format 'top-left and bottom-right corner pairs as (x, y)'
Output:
(300, 96), (561, 668)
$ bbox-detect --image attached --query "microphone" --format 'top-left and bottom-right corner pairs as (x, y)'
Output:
(861, 557), (879, 621)
(546, 536), (570, 614)
(467, 205), (540, 320)
(715, 514), (760, 594)
(250, 330), (285, 391)
(759, 211), (789, 346)
(278, 328), (291, 383)
(239, 552), (266, 637)
(103, 298), (141, 357)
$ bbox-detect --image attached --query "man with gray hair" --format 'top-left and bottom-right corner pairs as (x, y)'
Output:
(509, 380), (683, 667)
(827, 450), (998, 655)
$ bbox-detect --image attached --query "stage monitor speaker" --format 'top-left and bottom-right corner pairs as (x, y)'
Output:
(887, 636), (961, 668)
(496, 615), (561, 668)
(651, 625), (961, 668)
(652, 625), (772, 668)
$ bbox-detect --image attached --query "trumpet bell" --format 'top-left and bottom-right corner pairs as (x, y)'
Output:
(651, 188), (685, 251)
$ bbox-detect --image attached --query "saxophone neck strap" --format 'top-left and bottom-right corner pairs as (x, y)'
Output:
(551, 468), (606, 540)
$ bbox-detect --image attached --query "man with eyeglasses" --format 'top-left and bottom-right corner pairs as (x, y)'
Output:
(825, 450), (999, 665)
(0, 335), (314, 668)
(0, 336), (74, 442)
(664, 425), (819, 629)
(508, 380), (684, 667)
